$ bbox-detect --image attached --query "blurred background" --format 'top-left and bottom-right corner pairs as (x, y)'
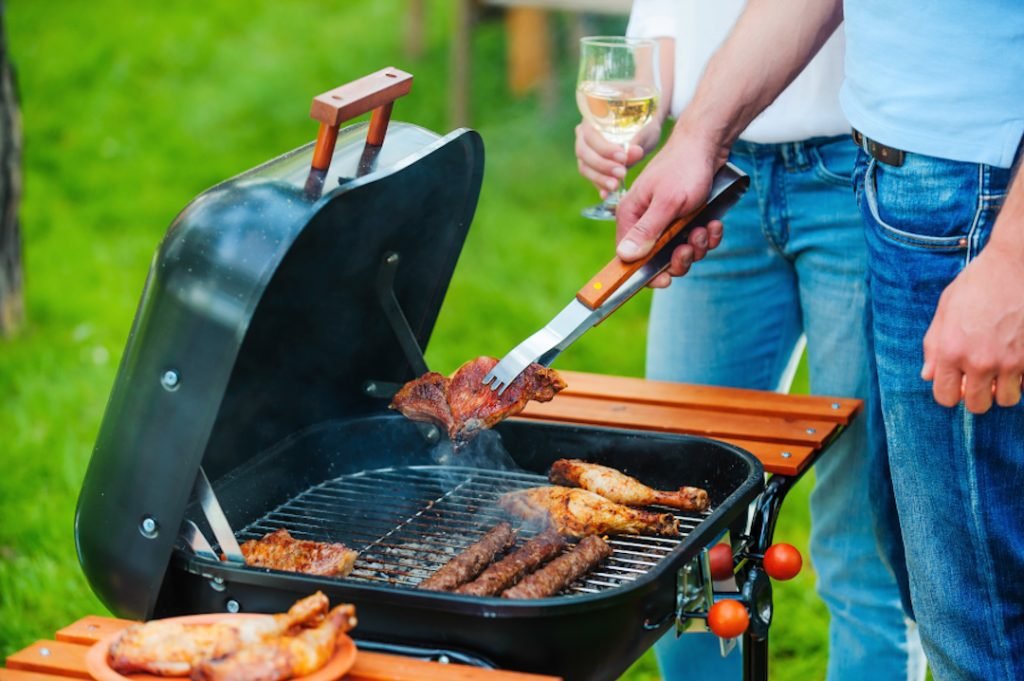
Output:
(0, 1), (827, 677)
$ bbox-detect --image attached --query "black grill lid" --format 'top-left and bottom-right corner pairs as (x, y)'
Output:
(75, 121), (484, 617)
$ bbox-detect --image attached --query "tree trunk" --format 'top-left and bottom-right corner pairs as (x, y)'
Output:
(0, 8), (23, 337)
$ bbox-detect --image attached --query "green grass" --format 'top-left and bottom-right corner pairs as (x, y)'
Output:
(0, 1), (826, 677)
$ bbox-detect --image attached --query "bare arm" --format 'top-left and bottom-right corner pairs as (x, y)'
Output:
(922, 168), (1024, 412)
(615, 0), (844, 284)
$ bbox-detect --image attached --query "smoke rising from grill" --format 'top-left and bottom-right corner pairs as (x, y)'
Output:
(428, 429), (520, 473)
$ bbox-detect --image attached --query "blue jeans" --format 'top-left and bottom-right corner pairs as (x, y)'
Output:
(855, 148), (1024, 681)
(648, 137), (925, 681)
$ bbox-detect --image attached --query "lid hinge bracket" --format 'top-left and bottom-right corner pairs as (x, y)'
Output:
(376, 251), (429, 377)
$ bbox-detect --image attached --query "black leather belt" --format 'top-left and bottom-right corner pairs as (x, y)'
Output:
(852, 129), (905, 167)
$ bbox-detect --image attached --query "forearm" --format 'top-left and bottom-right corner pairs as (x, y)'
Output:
(987, 165), (1024, 259)
(675, 0), (844, 151)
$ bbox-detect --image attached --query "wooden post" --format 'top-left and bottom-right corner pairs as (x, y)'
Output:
(0, 8), (23, 338)
(450, 0), (474, 127)
(506, 8), (551, 96)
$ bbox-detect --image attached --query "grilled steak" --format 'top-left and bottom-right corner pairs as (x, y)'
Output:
(502, 535), (613, 599)
(550, 459), (709, 512)
(455, 531), (566, 596)
(193, 604), (356, 681)
(390, 357), (567, 442)
(240, 529), (357, 577)
(499, 486), (680, 538)
(419, 522), (518, 591)
(108, 592), (329, 676)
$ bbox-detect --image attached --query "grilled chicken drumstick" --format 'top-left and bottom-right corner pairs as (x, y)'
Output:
(391, 357), (566, 443)
(419, 522), (518, 591)
(502, 534), (613, 599)
(455, 531), (566, 596)
(500, 486), (680, 538)
(108, 592), (329, 676)
(550, 459), (709, 512)
(192, 604), (357, 681)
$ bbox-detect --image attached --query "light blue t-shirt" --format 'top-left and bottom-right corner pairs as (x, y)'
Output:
(840, 0), (1024, 168)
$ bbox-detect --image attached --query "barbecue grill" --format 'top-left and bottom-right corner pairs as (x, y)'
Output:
(75, 70), (809, 681)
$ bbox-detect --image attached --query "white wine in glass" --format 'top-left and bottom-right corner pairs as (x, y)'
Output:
(576, 36), (660, 220)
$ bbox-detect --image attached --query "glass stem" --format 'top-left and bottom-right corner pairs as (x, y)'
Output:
(607, 142), (630, 207)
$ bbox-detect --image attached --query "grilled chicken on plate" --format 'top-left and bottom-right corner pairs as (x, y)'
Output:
(108, 592), (329, 676)
(193, 604), (357, 681)
(550, 459), (709, 511)
(499, 486), (679, 538)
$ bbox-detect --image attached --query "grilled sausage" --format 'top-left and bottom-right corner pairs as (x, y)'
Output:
(455, 531), (566, 596)
(501, 535), (613, 599)
(418, 522), (517, 592)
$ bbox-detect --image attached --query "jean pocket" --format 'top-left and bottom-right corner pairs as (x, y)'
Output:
(810, 139), (856, 187)
(863, 158), (975, 251)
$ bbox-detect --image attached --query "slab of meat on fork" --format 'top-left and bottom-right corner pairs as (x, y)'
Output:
(550, 459), (709, 512)
(390, 356), (567, 442)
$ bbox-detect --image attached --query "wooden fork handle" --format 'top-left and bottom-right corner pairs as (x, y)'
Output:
(576, 204), (706, 310)
(309, 67), (413, 171)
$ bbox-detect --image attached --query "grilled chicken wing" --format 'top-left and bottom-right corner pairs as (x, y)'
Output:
(390, 357), (567, 443)
(108, 592), (329, 676)
(549, 459), (709, 512)
(193, 604), (357, 681)
(499, 486), (679, 538)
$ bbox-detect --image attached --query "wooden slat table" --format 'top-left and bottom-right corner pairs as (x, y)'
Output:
(520, 370), (862, 476)
(3, 616), (560, 681)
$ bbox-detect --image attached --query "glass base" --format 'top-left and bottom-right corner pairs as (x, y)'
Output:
(581, 195), (619, 221)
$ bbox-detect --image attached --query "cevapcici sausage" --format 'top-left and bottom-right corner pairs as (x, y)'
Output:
(455, 531), (566, 596)
(502, 535), (612, 599)
(419, 522), (517, 592)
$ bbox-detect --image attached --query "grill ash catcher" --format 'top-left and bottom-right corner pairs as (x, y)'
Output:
(75, 69), (835, 681)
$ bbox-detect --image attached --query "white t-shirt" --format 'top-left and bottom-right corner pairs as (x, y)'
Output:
(627, 0), (850, 143)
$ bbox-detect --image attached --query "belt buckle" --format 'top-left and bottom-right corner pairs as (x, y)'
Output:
(852, 129), (905, 167)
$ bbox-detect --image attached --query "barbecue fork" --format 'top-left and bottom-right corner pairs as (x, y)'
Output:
(484, 164), (749, 393)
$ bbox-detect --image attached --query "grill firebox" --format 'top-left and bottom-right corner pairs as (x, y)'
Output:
(238, 465), (710, 595)
(74, 97), (765, 681)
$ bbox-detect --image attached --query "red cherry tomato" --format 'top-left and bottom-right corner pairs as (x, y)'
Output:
(763, 543), (802, 581)
(708, 543), (733, 581)
(707, 599), (749, 639)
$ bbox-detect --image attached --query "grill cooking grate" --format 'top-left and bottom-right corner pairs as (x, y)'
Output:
(238, 465), (710, 596)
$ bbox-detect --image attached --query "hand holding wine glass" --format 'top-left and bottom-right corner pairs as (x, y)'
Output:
(576, 37), (660, 220)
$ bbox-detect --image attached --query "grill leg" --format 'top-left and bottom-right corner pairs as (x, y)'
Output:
(742, 631), (769, 681)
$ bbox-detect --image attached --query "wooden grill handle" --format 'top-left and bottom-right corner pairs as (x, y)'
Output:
(576, 203), (706, 309)
(309, 67), (413, 172)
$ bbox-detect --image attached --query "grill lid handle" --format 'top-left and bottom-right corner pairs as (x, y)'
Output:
(308, 68), (414, 173)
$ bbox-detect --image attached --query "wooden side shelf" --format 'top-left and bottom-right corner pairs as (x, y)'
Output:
(519, 370), (861, 476)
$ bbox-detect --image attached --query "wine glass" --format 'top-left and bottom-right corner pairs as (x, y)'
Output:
(576, 36), (660, 221)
